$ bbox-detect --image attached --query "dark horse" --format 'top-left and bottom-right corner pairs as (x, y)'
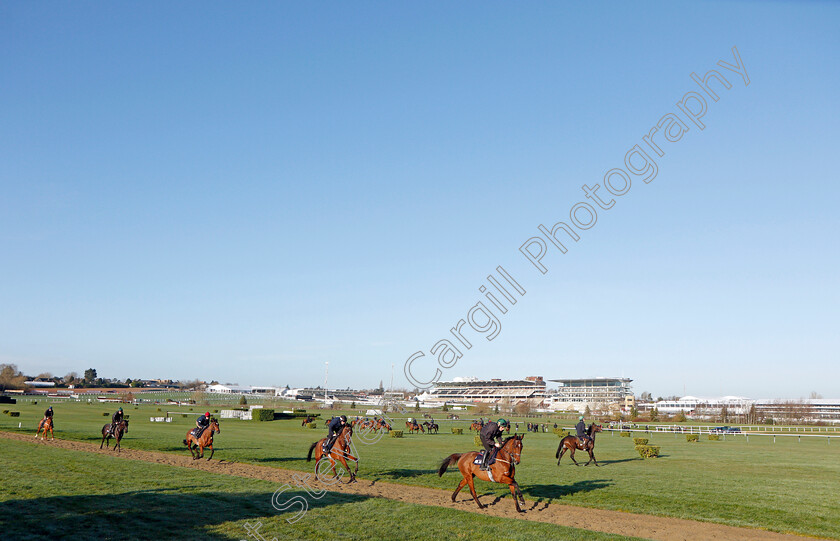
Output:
(100, 419), (129, 452)
(556, 423), (602, 466)
(422, 421), (439, 434)
(307, 424), (357, 483)
(438, 434), (526, 512)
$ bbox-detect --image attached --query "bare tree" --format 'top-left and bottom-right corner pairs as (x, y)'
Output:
(0, 364), (26, 391)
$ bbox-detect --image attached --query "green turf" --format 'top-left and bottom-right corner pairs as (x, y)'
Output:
(0, 438), (638, 541)
(4, 400), (840, 538)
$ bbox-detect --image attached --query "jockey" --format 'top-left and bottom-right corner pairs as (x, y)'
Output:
(41, 406), (54, 429)
(324, 414), (347, 452)
(195, 412), (211, 437)
(479, 419), (508, 470)
(575, 415), (591, 446)
(109, 407), (124, 436)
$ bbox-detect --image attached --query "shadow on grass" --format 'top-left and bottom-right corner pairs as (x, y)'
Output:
(522, 479), (613, 499)
(0, 488), (369, 540)
(374, 468), (439, 479)
(252, 456), (308, 464)
(595, 458), (642, 465)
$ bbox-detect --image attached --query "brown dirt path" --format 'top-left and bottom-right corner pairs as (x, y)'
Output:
(4, 432), (811, 541)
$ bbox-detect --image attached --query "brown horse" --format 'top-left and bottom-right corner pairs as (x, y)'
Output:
(438, 434), (526, 512)
(100, 419), (129, 452)
(302, 416), (314, 427)
(35, 417), (54, 440)
(470, 421), (484, 432)
(307, 424), (357, 483)
(376, 418), (391, 432)
(183, 418), (220, 460)
(556, 423), (602, 466)
(406, 420), (424, 434)
(423, 421), (439, 434)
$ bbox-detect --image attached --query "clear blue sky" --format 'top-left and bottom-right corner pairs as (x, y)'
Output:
(1, 2), (838, 399)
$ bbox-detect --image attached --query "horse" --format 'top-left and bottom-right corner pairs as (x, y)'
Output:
(183, 418), (220, 460)
(100, 419), (130, 452)
(438, 434), (526, 512)
(302, 416), (314, 427)
(376, 418), (391, 432)
(307, 424), (357, 483)
(423, 421), (439, 434)
(556, 423), (602, 466)
(406, 420), (424, 434)
(470, 421), (484, 432)
(35, 417), (54, 440)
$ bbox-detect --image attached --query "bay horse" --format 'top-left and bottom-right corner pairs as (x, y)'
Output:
(406, 420), (424, 434)
(376, 418), (391, 432)
(438, 434), (526, 512)
(35, 417), (54, 440)
(470, 421), (484, 432)
(556, 423), (602, 466)
(100, 419), (129, 452)
(183, 418), (220, 460)
(302, 416), (314, 427)
(423, 421), (439, 434)
(307, 424), (357, 483)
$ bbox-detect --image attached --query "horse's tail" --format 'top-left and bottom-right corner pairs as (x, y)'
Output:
(438, 453), (461, 476)
(307, 441), (318, 462)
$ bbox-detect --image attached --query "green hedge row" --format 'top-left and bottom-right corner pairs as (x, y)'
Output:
(307, 422), (317, 429)
(390, 430), (403, 438)
(708, 434), (720, 441)
(686, 434), (699, 442)
(252, 409), (275, 421)
(9, 411), (20, 417)
(620, 431), (631, 437)
(451, 428), (463, 435)
(633, 438), (649, 445)
(474, 435), (482, 447)
(554, 429), (570, 438)
(635, 445), (660, 458)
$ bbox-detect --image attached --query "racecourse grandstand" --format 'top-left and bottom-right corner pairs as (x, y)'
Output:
(417, 376), (547, 405)
(544, 377), (634, 413)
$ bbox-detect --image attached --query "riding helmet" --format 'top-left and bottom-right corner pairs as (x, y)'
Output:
(205, 412), (210, 417)
(498, 419), (509, 426)
(340, 415), (347, 422)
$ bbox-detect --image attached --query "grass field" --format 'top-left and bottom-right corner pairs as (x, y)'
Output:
(4, 399), (840, 539)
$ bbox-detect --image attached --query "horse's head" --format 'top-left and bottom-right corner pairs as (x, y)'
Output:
(123, 419), (129, 432)
(588, 423), (602, 435)
(211, 418), (220, 433)
(503, 434), (525, 464)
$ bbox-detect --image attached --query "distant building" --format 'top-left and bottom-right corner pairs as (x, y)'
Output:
(545, 377), (634, 413)
(207, 384), (252, 394)
(419, 376), (547, 405)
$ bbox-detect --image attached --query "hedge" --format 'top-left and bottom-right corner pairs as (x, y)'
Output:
(2, 410), (8, 414)
(635, 445), (660, 458)
(686, 434), (699, 442)
(390, 430), (404, 438)
(633, 438), (649, 446)
(451, 428), (463, 435)
(252, 408), (275, 422)
(474, 435), (482, 447)
(307, 422), (317, 429)
(708, 434), (720, 441)
(103, 412), (109, 416)
(620, 431), (631, 437)
(293, 409), (306, 413)
(554, 429), (570, 438)
(9, 411), (20, 417)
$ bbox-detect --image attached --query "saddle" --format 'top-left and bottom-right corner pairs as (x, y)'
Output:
(473, 447), (499, 466)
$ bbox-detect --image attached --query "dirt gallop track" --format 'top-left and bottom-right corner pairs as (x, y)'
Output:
(4, 432), (808, 541)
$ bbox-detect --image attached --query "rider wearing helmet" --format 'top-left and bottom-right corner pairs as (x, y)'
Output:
(40, 406), (54, 431)
(479, 418), (509, 470)
(109, 407), (124, 436)
(195, 412), (211, 437)
(324, 414), (347, 452)
(575, 415), (591, 445)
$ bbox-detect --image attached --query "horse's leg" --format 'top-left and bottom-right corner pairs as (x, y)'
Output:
(557, 446), (567, 465)
(207, 443), (214, 461)
(465, 472), (484, 509)
(588, 448), (598, 466)
(569, 447), (580, 466)
(451, 477), (468, 502)
(507, 482), (523, 513)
